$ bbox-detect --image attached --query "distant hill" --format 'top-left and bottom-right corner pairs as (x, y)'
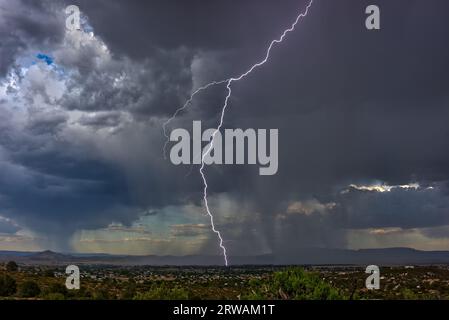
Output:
(0, 248), (448, 266)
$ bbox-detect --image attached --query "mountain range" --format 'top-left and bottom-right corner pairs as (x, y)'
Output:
(1, 248), (449, 266)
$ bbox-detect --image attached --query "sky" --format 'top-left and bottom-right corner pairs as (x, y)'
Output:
(0, 0), (449, 260)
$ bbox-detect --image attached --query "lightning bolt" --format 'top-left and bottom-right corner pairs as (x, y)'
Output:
(164, 0), (314, 266)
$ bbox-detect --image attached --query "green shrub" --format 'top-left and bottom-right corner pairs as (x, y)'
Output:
(19, 280), (41, 298)
(244, 268), (346, 300)
(0, 274), (17, 296)
(401, 288), (418, 300)
(44, 283), (68, 298)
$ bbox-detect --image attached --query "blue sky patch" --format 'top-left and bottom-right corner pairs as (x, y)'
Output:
(36, 53), (54, 65)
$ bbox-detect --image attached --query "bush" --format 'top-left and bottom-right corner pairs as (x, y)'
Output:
(244, 268), (346, 300)
(0, 274), (17, 296)
(44, 283), (68, 298)
(5, 261), (18, 272)
(19, 280), (41, 298)
(134, 285), (189, 300)
(401, 288), (419, 300)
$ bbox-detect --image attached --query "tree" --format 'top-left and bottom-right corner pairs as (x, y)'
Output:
(19, 280), (41, 298)
(0, 274), (17, 296)
(6, 261), (18, 272)
(244, 268), (346, 300)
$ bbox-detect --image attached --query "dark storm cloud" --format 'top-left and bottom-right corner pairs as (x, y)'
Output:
(163, 0), (449, 253)
(0, 147), (136, 247)
(0, 0), (199, 250)
(207, 2), (449, 187)
(1, 0), (449, 255)
(72, 0), (313, 57)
